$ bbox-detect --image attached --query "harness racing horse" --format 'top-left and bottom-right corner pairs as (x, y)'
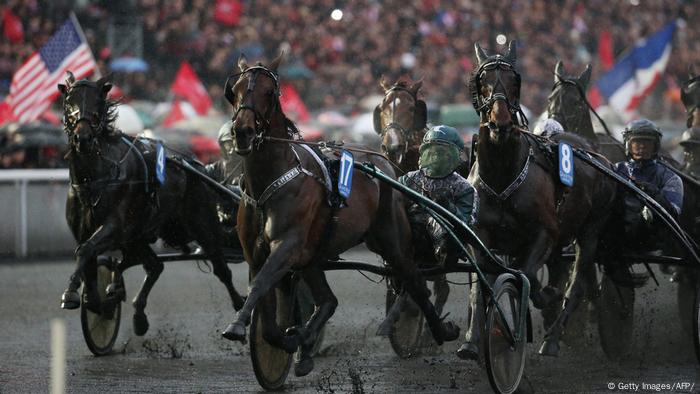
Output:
(59, 74), (245, 336)
(373, 76), (428, 173)
(219, 54), (460, 376)
(373, 76), (451, 325)
(460, 42), (617, 359)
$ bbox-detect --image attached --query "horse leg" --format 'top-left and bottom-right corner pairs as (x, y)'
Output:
(61, 221), (119, 309)
(457, 272), (489, 361)
(221, 238), (300, 343)
(377, 289), (407, 337)
(433, 274), (449, 317)
(523, 229), (558, 310)
(127, 244), (163, 336)
(291, 264), (338, 377)
(191, 213), (246, 310)
(539, 230), (598, 357)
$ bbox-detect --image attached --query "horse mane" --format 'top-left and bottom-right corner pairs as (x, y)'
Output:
(103, 97), (120, 135)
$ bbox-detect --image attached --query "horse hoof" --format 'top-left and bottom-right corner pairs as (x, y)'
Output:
(294, 356), (314, 377)
(105, 283), (125, 302)
(442, 321), (461, 342)
(61, 290), (80, 310)
(221, 322), (247, 343)
(456, 342), (480, 361)
(538, 339), (560, 357)
(133, 312), (149, 336)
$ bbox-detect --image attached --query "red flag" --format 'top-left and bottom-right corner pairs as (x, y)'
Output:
(162, 100), (198, 127)
(170, 62), (212, 116)
(214, 0), (243, 27)
(0, 101), (16, 125)
(598, 30), (614, 71)
(3, 9), (23, 44)
(280, 82), (310, 123)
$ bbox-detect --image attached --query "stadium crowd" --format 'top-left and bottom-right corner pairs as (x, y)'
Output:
(0, 0), (697, 119)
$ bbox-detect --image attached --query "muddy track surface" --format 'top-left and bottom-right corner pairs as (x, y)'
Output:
(1, 247), (698, 393)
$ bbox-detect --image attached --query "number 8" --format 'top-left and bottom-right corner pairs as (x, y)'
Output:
(562, 145), (571, 173)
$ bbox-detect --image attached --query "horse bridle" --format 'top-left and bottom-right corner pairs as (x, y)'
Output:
(549, 74), (615, 138)
(379, 86), (419, 155)
(471, 57), (527, 127)
(548, 77), (587, 130)
(62, 82), (109, 148)
(226, 66), (281, 150)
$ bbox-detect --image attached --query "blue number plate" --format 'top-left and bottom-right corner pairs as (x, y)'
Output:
(558, 142), (574, 187)
(338, 150), (354, 199)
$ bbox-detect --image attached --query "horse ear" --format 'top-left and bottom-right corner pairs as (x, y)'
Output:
(690, 64), (697, 80)
(474, 43), (488, 65)
(238, 53), (248, 72)
(578, 64), (592, 88)
(58, 84), (68, 96)
(269, 51), (285, 72)
(554, 60), (564, 82)
(97, 75), (113, 96)
(505, 40), (517, 64)
(379, 75), (390, 92)
(411, 78), (423, 96)
(66, 71), (75, 85)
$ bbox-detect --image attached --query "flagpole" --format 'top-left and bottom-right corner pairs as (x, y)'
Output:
(69, 12), (101, 79)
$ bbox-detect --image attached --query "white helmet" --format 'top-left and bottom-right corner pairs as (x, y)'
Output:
(534, 118), (564, 136)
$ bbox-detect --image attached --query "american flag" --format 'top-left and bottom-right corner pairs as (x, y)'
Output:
(7, 16), (96, 123)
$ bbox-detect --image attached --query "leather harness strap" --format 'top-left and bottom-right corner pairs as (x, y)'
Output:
(476, 147), (534, 201)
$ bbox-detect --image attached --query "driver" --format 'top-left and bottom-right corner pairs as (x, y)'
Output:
(614, 119), (683, 250)
(399, 125), (477, 265)
(205, 120), (243, 186)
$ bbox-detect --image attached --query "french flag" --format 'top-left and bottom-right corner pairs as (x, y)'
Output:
(589, 22), (675, 121)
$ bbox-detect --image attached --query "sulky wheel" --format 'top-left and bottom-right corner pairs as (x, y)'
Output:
(80, 259), (122, 356)
(386, 283), (424, 359)
(250, 286), (295, 391)
(485, 280), (526, 394)
(598, 273), (634, 360)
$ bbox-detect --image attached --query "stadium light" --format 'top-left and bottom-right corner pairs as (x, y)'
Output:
(331, 9), (343, 21)
(496, 34), (507, 45)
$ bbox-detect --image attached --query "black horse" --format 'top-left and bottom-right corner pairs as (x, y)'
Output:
(461, 42), (618, 359)
(59, 73), (245, 336)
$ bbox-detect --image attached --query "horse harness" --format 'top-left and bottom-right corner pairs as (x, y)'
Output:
(475, 132), (570, 214)
(374, 85), (427, 156)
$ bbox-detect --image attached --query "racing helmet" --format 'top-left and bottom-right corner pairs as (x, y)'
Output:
(218, 120), (235, 157)
(536, 118), (564, 136)
(418, 125), (464, 178)
(680, 127), (700, 148)
(622, 118), (662, 158)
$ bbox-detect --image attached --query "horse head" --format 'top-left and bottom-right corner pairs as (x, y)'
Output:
(373, 76), (427, 169)
(681, 65), (700, 128)
(469, 41), (523, 144)
(58, 72), (115, 154)
(547, 60), (592, 133)
(224, 53), (284, 155)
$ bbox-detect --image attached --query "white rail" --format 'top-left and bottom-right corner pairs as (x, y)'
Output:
(0, 169), (73, 259)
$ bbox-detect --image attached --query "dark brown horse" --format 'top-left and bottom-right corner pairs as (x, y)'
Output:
(219, 54), (459, 376)
(373, 76), (428, 173)
(59, 74), (245, 336)
(461, 42), (617, 359)
(373, 75), (453, 322)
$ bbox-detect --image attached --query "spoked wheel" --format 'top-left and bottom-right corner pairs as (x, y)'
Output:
(598, 274), (635, 360)
(80, 260), (122, 356)
(386, 284), (424, 359)
(485, 280), (526, 394)
(250, 286), (295, 391)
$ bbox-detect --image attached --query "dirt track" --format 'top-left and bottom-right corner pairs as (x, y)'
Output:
(0, 246), (698, 393)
